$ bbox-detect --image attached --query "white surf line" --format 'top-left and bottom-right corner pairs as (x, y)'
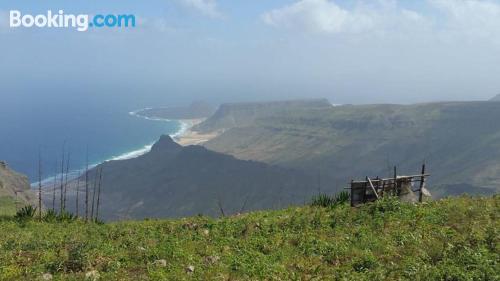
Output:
(33, 109), (185, 187)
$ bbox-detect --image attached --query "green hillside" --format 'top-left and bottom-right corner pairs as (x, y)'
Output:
(194, 99), (332, 133)
(1, 196), (498, 280)
(201, 101), (500, 197)
(0, 196), (17, 216)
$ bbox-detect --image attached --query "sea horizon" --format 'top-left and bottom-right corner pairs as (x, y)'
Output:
(0, 99), (184, 186)
(28, 108), (189, 188)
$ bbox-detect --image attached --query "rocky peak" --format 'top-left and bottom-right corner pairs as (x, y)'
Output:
(150, 135), (183, 154)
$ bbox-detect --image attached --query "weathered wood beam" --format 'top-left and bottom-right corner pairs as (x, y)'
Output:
(419, 163), (426, 203)
(367, 177), (380, 199)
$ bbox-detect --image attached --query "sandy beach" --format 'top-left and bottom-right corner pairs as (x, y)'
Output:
(174, 118), (219, 146)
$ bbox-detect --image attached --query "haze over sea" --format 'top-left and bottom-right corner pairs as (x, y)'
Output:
(0, 95), (181, 184)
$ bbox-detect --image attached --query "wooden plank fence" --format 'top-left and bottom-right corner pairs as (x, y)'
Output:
(347, 164), (430, 207)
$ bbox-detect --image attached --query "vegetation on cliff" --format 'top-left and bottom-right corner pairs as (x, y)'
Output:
(0, 195), (497, 280)
(200, 101), (500, 197)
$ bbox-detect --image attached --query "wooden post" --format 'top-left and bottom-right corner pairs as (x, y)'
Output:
(317, 170), (321, 195)
(95, 167), (103, 222)
(75, 171), (81, 217)
(419, 163), (426, 203)
(63, 151), (70, 211)
(52, 161), (57, 212)
(350, 180), (354, 207)
(381, 180), (386, 198)
(363, 180), (368, 203)
(38, 149), (42, 220)
(85, 147), (89, 222)
(91, 168), (99, 221)
(393, 166), (397, 196)
(59, 146), (65, 214)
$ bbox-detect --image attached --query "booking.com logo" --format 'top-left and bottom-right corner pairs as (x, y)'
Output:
(9, 10), (136, 32)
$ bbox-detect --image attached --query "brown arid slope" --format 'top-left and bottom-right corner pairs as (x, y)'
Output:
(0, 161), (37, 215)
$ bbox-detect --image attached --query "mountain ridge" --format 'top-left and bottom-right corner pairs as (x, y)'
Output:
(52, 135), (316, 221)
(198, 101), (500, 197)
(193, 98), (332, 133)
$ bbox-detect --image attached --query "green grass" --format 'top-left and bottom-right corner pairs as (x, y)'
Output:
(0, 196), (498, 280)
(311, 191), (350, 208)
(0, 196), (18, 217)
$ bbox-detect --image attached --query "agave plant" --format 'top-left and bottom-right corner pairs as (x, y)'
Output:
(43, 209), (58, 222)
(58, 211), (77, 222)
(15, 205), (37, 220)
(334, 191), (350, 205)
(311, 194), (336, 207)
(311, 191), (350, 208)
(42, 209), (78, 223)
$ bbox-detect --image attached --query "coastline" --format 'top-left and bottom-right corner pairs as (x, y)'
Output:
(35, 112), (217, 188)
(105, 112), (217, 159)
(88, 113), (198, 161)
(130, 108), (219, 146)
(34, 111), (183, 187)
(173, 118), (219, 146)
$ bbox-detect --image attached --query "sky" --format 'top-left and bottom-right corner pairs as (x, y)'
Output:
(1, 0), (500, 106)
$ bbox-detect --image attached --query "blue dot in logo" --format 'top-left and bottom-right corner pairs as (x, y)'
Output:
(89, 22), (93, 27)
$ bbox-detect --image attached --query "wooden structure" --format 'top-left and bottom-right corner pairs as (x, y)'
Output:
(348, 164), (430, 207)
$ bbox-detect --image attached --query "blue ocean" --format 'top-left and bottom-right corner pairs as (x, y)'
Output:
(0, 98), (181, 184)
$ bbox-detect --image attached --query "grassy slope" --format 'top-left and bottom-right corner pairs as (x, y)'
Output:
(0, 196), (498, 280)
(0, 197), (17, 216)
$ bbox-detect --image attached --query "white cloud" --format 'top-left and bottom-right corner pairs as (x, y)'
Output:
(262, 0), (500, 42)
(180, 0), (222, 19)
(261, 0), (426, 34)
(262, 0), (370, 33)
(429, 0), (500, 39)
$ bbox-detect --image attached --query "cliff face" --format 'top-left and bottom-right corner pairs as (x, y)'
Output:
(193, 99), (332, 133)
(200, 101), (500, 198)
(135, 101), (216, 120)
(0, 161), (37, 214)
(489, 94), (500, 101)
